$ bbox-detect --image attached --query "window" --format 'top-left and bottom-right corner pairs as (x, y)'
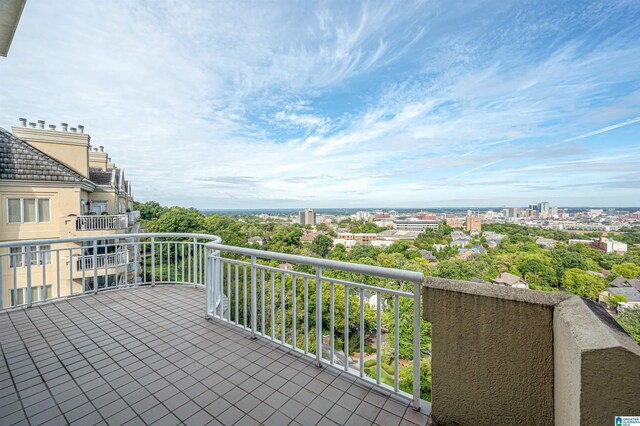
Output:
(8, 199), (20, 223)
(38, 245), (52, 265)
(6, 198), (51, 224)
(90, 201), (108, 215)
(9, 247), (23, 268)
(23, 199), (36, 222)
(8, 245), (52, 268)
(9, 285), (52, 307)
(38, 199), (50, 222)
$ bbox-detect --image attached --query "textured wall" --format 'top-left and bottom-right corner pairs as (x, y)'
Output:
(555, 297), (640, 426)
(424, 278), (569, 426)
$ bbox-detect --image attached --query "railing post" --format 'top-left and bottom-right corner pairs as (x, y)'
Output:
(151, 237), (155, 286)
(134, 238), (139, 285)
(218, 254), (224, 318)
(193, 237), (198, 286)
(25, 246), (32, 307)
(251, 256), (257, 339)
(412, 280), (421, 411)
(93, 240), (98, 294)
(315, 266), (323, 367)
(205, 247), (213, 318)
(0, 252), (3, 309)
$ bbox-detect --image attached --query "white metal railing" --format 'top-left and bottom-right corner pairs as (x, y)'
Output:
(205, 243), (424, 410)
(0, 232), (424, 409)
(77, 251), (128, 271)
(75, 214), (128, 231)
(0, 233), (217, 310)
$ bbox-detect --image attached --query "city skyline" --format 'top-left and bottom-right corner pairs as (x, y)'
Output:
(1, 1), (640, 208)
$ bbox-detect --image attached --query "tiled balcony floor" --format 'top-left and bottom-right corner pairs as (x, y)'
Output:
(0, 286), (431, 426)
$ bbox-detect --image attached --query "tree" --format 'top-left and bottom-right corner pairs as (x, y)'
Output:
(328, 244), (347, 261)
(386, 296), (431, 360)
(148, 207), (204, 233)
(399, 357), (431, 401)
(605, 294), (627, 310)
(514, 253), (557, 287)
(617, 308), (640, 345)
(611, 263), (640, 279)
(310, 235), (333, 258)
(315, 223), (336, 236)
(385, 240), (412, 256)
(136, 201), (168, 220)
(561, 269), (606, 299)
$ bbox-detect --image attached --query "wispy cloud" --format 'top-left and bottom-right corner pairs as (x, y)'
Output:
(446, 161), (501, 181)
(1, 0), (639, 208)
(553, 116), (640, 145)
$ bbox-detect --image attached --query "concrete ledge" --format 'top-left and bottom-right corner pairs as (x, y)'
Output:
(554, 297), (640, 426)
(424, 277), (570, 313)
(424, 277), (640, 426)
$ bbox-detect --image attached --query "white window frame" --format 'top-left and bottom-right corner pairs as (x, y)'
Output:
(10, 284), (52, 307)
(6, 198), (51, 224)
(90, 200), (108, 215)
(8, 245), (53, 268)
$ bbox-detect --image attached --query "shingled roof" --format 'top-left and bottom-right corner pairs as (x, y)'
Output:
(0, 127), (84, 182)
(89, 167), (112, 185)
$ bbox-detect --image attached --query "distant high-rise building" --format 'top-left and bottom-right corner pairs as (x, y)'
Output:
(466, 212), (482, 232)
(538, 202), (550, 212)
(445, 216), (464, 227)
(299, 208), (316, 226)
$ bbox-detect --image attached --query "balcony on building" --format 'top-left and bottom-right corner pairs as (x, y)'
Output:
(0, 233), (638, 426)
(75, 214), (129, 231)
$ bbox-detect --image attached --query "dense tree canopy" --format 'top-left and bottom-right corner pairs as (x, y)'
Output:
(135, 200), (168, 220)
(561, 269), (607, 299)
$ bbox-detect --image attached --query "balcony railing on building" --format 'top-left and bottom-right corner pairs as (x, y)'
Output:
(76, 250), (128, 271)
(75, 214), (128, 231)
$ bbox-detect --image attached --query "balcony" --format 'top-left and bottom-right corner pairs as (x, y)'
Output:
(75, 214), (128, 231)
(0, 233), (638, 425)
(76, 251), (129, 271)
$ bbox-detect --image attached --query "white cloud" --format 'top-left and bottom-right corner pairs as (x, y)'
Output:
(1, 0), (639, 208)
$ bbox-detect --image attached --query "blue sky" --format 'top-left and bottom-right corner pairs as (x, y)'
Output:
(1, 0), (640, 208)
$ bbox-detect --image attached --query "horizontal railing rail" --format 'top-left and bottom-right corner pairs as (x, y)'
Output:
(204, 242), (424, 409)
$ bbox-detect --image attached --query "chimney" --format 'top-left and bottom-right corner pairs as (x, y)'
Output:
(48, 124), (56, 130)
(78, 125), (84, 133)
(61, 123), (68, 131)
(70, 127), (77, 133)
(37, 120), (45, 129)
(29, 122), (36, 128)
(94, 148), (98, 152)
(18, 118), (27, 127)
(99, 146), (104, 152)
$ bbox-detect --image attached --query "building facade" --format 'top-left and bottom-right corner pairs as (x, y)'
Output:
(299, 208), (316, 226)
(392, 220), (439, 232)
(465, 213), (482, 232)
(0, 120), (138, 308)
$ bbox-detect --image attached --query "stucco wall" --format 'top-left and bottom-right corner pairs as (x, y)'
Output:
(0, 183), (81, 241)
(424, 278), (640, 426)
(424, 278), (569, 425)
(554, 297), (640, 426)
